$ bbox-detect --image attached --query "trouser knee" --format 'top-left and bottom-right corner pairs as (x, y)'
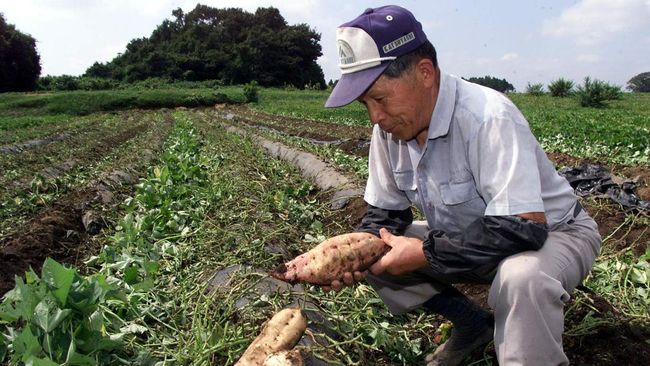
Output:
(488, 255), (569, 309)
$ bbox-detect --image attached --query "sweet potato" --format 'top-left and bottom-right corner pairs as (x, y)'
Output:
(270, 232), (387, 285)
(263, 350), (304, 366)
(234, 308), (307, 366)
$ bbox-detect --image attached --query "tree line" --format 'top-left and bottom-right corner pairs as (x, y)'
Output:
(2, 8), (650, 94)
(84, 6), (326, 89)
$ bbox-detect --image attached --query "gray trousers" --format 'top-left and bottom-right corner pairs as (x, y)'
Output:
(366, 210), (601, 366)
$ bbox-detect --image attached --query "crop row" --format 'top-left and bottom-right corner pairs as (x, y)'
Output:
(0, 111), (170, 236)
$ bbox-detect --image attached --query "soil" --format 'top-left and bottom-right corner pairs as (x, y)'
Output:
(0, 190), (97, 294)
(218, 107), (650, 366)
(0, 110), (173, 295)
(1, 112), (152, 192)
(2, 106), (647, 365)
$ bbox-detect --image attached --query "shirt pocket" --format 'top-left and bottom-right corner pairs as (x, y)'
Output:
(393, 170), (416, 191)
(440, 179), (486, 233)
(393, 170), (418, 204)
(440, 179), (480, 205)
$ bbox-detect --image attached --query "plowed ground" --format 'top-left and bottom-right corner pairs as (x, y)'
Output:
(0, 110), (174, 295)
(216, 106), (650, 366)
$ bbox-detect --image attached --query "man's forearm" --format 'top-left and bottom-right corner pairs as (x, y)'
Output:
(422, 215), (549, 280)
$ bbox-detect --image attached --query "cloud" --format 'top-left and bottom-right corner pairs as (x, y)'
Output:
(577, 54), (600, 63)
(501, 52), (518, 61)
(542, 0), (650, 45)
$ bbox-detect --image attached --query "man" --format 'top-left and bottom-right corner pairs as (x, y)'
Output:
(323, 5), (601, 366)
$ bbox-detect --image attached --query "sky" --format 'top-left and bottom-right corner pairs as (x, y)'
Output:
(2, 0), (649, 91)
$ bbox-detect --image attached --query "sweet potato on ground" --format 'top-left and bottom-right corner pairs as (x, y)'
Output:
(270, 232), (387, 285)
(234, 308), (307, 366)
(263, 350), (304, 366)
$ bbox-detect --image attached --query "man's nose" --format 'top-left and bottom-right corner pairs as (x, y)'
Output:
(368, 106), (385, 125)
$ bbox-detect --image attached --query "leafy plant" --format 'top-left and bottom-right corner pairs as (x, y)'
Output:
(548, 78), (574, 97)
(0, 258), (134, 364)
(575, 77), (622, 107)
(244, 81), (260, 103)
(587, 248), (650, 317)
(526, 83), (545, 96)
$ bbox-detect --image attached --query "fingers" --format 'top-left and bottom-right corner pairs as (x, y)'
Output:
(379, 228), (394, 246)
(369, 256), (387, 275)
(353, 270), (367, 282)
(342, 272), (354, 285)
(322, 271), (368, 292)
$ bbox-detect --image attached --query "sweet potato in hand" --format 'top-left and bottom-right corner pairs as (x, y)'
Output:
(270, 232), (387, 285)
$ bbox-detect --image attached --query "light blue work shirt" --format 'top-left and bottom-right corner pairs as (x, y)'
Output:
(364, 72), (577, 240)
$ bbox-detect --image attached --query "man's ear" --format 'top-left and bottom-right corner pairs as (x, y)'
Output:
(415, 58), (436, 88)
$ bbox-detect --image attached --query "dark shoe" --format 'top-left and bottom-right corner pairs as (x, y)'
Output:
(425, 324), (494, 366)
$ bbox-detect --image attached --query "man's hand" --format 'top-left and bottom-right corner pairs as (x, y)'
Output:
(369, 228), (429, 276)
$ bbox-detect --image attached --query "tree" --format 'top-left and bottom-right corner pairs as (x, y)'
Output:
(87, 6), (325, 88)
(0, 13), (41, 92)
(627, 72), (650, 92)
(464, 76), (514, 93)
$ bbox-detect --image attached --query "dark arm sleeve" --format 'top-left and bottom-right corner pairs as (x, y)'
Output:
(355, 204), (413, 237)
(422, 215), (549, 281)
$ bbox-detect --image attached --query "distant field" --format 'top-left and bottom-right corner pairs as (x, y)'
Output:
(0, 87), (245, 119)
(1, 86), (648, 165)
(255, 88), (650, 165)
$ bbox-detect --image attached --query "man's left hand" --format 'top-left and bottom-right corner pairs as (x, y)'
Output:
(370, 228), (429, 276)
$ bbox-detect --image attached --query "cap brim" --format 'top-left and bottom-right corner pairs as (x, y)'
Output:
(325, 63), (389, 108)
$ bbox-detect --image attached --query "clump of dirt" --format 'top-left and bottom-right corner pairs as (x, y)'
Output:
(563, 290), (650, 365)
(0, 191), (95, 294)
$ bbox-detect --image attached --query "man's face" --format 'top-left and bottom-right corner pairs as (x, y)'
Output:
(358, 68), (430, 142)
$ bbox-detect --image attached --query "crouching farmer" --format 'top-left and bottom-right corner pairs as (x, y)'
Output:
(323, 5), (601, 365)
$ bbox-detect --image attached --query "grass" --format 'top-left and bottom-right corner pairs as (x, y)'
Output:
(254, 89), (650, 165)
(255, 88), (369, 126)
(0, 87), (246, 122)
(3, 86), (647, 165)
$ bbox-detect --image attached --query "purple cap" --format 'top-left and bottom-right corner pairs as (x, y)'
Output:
(325, 5), (428, 108)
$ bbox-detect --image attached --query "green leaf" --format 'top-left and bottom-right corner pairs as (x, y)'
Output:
(0, 337), (7, 363)
(67, 275), (108, 312)
(64, 337), (96, 366)
(96, 333), (124, 351)
(123, 265), (139, 285)
(66, 352), (96, 366)
(42, 258), (75, 306)
(132, 278), (154, 292)
(13, 325), (42, 359)
(3, 275), (42, 322)
(24, 356), (59, 366)
(87, 310), (105, 333)
(143, 261), (159, 276)
(33, 296), (72, 333)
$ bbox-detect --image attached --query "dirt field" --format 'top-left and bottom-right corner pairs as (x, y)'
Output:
(0, 110), (174, 294)
(1, 106), (647, 365)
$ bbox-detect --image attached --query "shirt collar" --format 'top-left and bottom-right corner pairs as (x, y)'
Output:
(426, 72), (456, 140)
